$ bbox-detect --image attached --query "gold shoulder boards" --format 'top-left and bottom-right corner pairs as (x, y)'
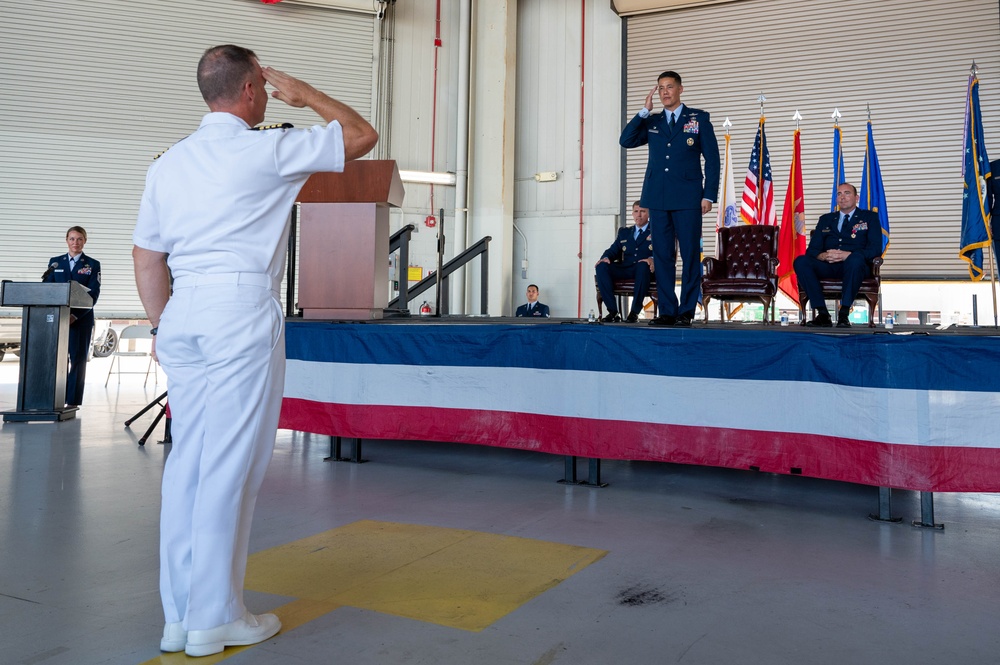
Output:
(251, 122), (294, 131)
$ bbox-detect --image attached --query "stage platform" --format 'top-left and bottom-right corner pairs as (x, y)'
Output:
(279, 318), (1000, 493)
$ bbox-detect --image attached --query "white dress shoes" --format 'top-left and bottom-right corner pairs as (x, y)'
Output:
(184, 611), (281, 657)
(160, 621), (187, 652)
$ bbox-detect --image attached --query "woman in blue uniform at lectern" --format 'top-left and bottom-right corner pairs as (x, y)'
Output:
(42, 226), (101, 406)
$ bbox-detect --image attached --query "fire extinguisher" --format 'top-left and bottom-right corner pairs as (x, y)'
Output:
(420, 301), (432, 316)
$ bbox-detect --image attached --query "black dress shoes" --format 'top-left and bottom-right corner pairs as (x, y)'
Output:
(648, 314), (676, 327)
(625, 313), (639, 323)
(601, 312), (621, 323)
(836, 307), (852, 328)
(805, 310), (833, 327)
(674, 312), (694, 327)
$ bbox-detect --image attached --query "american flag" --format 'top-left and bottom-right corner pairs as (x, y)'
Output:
(740, 119), (776, 225)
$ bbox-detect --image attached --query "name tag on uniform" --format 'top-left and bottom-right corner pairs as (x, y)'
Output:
(55, 269), (65, 273)
(649, 128), (659, 134)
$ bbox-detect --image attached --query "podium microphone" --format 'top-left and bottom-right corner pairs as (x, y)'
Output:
(41, 262), (58, 281)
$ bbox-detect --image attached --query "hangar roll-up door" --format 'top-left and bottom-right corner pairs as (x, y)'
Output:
(1, 0), (376, 315)
(622, 0), (1000, 278)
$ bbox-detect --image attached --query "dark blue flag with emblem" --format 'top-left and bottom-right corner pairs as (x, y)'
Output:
(830, 124), (845, 212)
(959, 74), (993, 280)
(860, 120), (889, 255)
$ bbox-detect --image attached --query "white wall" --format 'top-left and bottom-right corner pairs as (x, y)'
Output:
(511, 0), (623, 317)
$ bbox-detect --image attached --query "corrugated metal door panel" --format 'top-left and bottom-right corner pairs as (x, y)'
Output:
(624, 0), (1000, 278)
(1, 0), (375, 314)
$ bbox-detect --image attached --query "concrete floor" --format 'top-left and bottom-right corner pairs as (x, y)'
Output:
(1, 354), (999, 665)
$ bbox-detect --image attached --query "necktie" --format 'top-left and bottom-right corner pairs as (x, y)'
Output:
(668, 112), (676, 132)
(69, 257), (76, 271)
(840, 214), (850, 232)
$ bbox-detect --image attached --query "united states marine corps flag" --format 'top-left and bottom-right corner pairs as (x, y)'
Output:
(959, 71), (993, 280)
(778, 126), (806, 302)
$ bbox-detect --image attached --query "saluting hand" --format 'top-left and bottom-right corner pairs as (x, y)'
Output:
(644, 85), (656, 112)
(263, 66), (318, 108)
(646, 86), (659, 111)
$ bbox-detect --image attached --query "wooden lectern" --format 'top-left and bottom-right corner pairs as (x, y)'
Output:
(1, 281), (93, 422)
(297, 160), (405, 319)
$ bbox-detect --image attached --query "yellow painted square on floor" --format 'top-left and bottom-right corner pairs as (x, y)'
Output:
(245, 520), (607, 632)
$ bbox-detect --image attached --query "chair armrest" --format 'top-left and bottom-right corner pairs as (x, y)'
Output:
(870, 256), (883, 278)
(702, 256), (720, 278)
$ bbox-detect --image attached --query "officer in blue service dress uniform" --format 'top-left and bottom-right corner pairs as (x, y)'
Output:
(515, 284), (550, 317)
(794, 183), (882, 328)
(595, 201), (654, 322)
(620, 71), (719, 327)
(43, 226), (101, 406)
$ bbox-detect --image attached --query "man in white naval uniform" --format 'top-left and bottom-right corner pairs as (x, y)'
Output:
(132, 45), (377, 658)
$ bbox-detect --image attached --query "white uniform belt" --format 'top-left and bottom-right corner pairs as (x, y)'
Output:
(172, 272), (276, 290)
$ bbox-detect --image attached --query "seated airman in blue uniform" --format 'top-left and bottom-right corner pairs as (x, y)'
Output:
(515, 284), (550, 317)
(595, 201), (653, 322)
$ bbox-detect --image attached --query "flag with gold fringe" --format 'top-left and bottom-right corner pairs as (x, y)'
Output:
(740, 118), (775, 226)
(778, 128), (806, 302)
(860, 119), (890, 256)
(830, 124), (845, 212)
(959, 73), (993, 280)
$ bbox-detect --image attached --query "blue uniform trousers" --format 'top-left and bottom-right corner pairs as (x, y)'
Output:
(793, 253), (870, 310)
(649, 208), (702, 317)
(596, 260), (652, 316)
(66, 318), (94, 406)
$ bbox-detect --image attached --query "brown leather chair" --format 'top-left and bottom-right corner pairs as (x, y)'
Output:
(595, 277), (658, 318)
(701, 225), (780, 324)
(797, 256), (883, 328)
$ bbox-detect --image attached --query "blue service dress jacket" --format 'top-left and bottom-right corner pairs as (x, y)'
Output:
(601, 225), (653, 266)
(43, 252), (101, 323)
(515, 302), (550, 317)
(805, 209), (882, 262)
(619, 106), (720, 210)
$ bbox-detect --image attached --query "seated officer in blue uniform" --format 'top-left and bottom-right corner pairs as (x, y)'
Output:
(793, 183), (881, 328)
(595, 201), (653, 322)
(43, 226), (101, 406)
(515, 284), (550, 317)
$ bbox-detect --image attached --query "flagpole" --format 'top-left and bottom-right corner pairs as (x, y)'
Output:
(971, 61), (999, 326)
(831, 108), (843, 211)
(780, 109), (803, 313)
(719, 117), (733, 256)
(757, 93), (767, 223)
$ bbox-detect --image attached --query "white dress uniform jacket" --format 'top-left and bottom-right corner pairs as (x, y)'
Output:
(133, 112), (345, 631)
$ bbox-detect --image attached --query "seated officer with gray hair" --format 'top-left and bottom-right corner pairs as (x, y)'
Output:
(794, 182), (882, 328)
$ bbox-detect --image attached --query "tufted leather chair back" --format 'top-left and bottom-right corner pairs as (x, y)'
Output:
(700, 225), (780, 323)
(721, 226), (779, 280)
